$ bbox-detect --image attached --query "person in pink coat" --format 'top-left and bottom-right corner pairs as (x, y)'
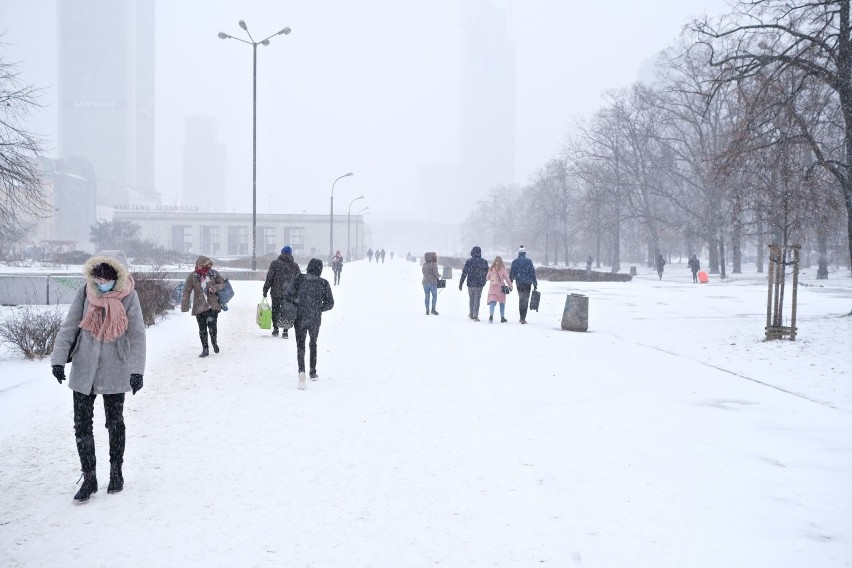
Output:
(486, 256), (512, 323)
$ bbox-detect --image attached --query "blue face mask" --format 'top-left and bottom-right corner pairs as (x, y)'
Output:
(96, 280), (115, 293)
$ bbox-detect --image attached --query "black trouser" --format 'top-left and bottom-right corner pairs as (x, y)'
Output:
(691, 269), (698, 283)
(517, 283), (532, 321)
(271, 297), (284, 332)
(333, 270), (341, 285)
(195, 309), (218, 348)
(73, 391), (126, 473)
(294, 320), (320, 373)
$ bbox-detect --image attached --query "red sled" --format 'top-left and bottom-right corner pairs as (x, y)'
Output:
(698, 271), (709, 284)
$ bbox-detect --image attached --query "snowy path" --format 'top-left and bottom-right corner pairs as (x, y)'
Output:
(1, 259), (850, 567)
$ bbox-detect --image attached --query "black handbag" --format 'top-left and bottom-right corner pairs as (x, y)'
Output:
(501, 285), (511, 294)
(436, 279), (446, 288)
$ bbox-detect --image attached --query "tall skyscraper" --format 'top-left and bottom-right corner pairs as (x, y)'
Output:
(460, 0), (516, 200)
(57, 0), (156, 206)
(182, 115), (226, 212)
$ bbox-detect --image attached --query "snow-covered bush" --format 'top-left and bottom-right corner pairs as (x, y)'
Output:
(0, 305), (64, 359)
(133, 271), (173, 327)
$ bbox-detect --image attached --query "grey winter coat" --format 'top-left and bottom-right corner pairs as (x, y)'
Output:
(421, 252), (440, 285)
(50, 251), (146, 395)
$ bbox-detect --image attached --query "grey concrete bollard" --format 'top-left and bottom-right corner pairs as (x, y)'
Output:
(442, 266), (452, 279)
(561, 293), (589, 332)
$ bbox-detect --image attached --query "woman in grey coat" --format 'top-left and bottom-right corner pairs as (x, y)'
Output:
(51, 250), (146, 503)
(421, 251), (440, 315)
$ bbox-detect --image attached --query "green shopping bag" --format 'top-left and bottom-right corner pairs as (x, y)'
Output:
(257, 298), (272, 329)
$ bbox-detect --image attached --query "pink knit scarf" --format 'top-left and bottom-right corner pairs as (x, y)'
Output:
(79, 276), (135, 343)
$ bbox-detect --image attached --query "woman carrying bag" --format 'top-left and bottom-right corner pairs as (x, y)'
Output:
(181, 255), (226, 357)
(486, 256), (512, 323)
(421, 251), (440, 315)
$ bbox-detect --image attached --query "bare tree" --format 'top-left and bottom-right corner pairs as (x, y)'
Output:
(0, 46), (49, 244)
(695, 0), (852, 276)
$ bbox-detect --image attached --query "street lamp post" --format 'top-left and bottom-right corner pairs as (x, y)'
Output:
(218, 21), (291, 270)
(347, 195), (364, 261)
(330, 172), (353, 263)
(355, 206), (369, 260)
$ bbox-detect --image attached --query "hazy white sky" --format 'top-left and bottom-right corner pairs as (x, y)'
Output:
(4, 0), (731, 221)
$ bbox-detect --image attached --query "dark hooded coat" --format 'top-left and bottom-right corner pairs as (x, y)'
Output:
(459, 246), (489, 288)
(263, 253), (301, 300)
(284, 258), (335, 327)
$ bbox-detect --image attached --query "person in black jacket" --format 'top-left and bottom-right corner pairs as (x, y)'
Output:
(263, 245), (301, 338)
(688, 254), (700, 283)
(459, 245), (489, 321)
(284, 258), (334, 390)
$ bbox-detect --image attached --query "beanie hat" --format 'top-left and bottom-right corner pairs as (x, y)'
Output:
(281, 245), (293, 255)
(518, 245), (526, 254)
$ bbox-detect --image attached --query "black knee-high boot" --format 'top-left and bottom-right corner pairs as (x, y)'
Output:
(73, 392), (98, 502)
(105, 394), (126, 494)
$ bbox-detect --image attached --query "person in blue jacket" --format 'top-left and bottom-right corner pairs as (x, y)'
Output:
(458, 245), (489, 321)
(509, 245), (538, 324)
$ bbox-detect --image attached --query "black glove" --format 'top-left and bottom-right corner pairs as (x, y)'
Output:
(130, 374), (143, 395)
(458, 283), (463, 291)
(534, 285), (537, 291)
(262, 293), (267, 298)
(52, 365), (66, 384)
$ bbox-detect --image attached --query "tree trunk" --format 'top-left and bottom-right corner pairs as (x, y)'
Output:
(732, 217), (742, 274)
(708, 237), (720, 274)
(757, 226), (764, 273)
(611, 223), (621, 273)
(817, 224), (830, 279)
(719, 233), (727, 279)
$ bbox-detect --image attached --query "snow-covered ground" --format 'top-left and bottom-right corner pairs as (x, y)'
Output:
(1, 259), (850, 567)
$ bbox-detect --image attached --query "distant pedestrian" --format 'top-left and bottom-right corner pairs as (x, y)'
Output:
(421, 251), (440, 315)
(390, 251), (394, 261)
(285, 259), (334, 390)
(380, 249), (386, 263)
(486, 256), (512, 323)
(509, 245), (538, 324)
(586, 254), (593, 272)
(263, 245), (301, 338)
(50, 250), (146, 502)
(181, 255), (226, 356)
(367, 248), (374, 263)
(655, 252), (666, 280)
(688, 254), (700, 283)
(459, 245), (489, 321)
(331, 250), (344, 286)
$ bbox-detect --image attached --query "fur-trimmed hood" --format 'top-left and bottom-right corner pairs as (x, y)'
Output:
(83, 250), (132, 293)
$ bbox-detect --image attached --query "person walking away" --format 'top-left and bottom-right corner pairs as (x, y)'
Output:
(421, 251), (440, 315)
(458, 245), (489, 321)
(586, 254), (593, 273)
(688, 254), (700, 283)
(486, 256), (512, 323)
(655, 252), (666, 280)
(380, 249), (386, 263)
(50, 250), (146, 502)
(285, 258), (334, 390)
(331, 250), (344, 286)
(509, 245), (538, 324)
(367, 248), (374, 263)
(181, 255), (226, 356)
(263, 245), (301, 337)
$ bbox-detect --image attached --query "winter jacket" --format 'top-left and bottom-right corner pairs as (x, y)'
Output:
(50, 250), (146, 395)
(486, 265), (512, 304)
(181, 255), (226, 316)
(284, 258), (334, 327)
(332, 253), (344, 274)
(509, 252), (538, 288)
(656, 255), (666, 271)
(263, 253), (301, 300)
(421, 252), (440, 285)
(688, 257), (701, 272)
(459, 246), (489, 288)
